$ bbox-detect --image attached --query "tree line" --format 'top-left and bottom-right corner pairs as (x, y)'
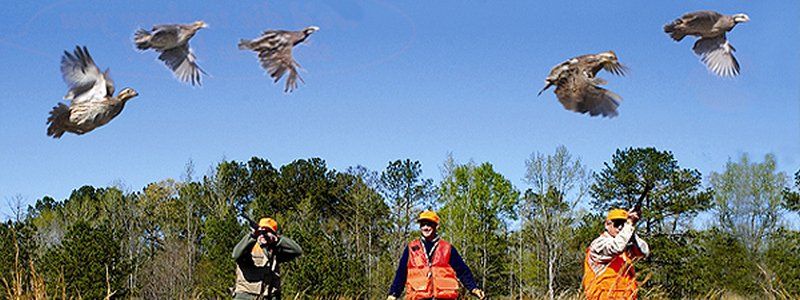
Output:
(2, 147), (799, 299)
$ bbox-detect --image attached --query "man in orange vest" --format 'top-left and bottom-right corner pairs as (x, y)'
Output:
(387, 210), (486, 300)
(583, 208), (649, 300)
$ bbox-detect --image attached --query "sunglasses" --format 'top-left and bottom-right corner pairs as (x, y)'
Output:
(256, 228), (274, 235)
(419, 221), (437, 228)
(611, 220), (626, 228)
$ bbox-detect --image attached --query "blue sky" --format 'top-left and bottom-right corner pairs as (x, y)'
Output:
(1, 1), (798, 219)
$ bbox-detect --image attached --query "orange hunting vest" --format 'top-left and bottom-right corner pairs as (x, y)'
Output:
(405, 239), (460, 299)
(582, 248), (638, 300)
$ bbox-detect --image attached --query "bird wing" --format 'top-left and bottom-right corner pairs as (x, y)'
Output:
(148, 25), (181, 49)
(60, 46), (112, 104)
(258, 45), (303, 92)
(250, 30), (293, 50)
(693, 35), (740, 77)
(555, 71), (621, 118)
(680, 11), (722, 32)
(602, 61), (627, 77)
(157, 44), (205, 85)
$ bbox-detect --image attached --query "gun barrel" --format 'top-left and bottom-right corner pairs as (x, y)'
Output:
(241, 213), (259, 230)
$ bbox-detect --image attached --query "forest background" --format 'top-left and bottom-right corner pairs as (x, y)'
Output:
(3, 146), (799, 299)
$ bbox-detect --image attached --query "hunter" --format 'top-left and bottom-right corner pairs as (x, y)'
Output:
(583, 208), (650, 300)
(387, 210), (486, 300)
(232, 217), (302, 300)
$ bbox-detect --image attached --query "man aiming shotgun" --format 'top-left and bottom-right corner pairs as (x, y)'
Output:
(232, 216), (303, 300)
(582, 207), (649, 300)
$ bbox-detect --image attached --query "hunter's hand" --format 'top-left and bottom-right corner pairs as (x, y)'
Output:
(471, 288), (485, 299)
(266, 232), (279, 245)
(386, 295), (397, 300)
(627, 211), (640, 224)
(257, 232), (279, 246)
(250, 227), (259, 239)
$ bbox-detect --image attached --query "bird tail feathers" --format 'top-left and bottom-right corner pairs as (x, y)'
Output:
(663, 23), (685, 41)
(46, 103), (69, 138)
(537, 82), (553, 96)
(134, 29), (152, 50)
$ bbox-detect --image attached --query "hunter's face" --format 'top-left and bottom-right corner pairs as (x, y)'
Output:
(420, 221), (437, 239)
(605, 219), (625, 237)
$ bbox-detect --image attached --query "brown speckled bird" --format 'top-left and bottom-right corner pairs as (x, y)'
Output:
(238, 26), (319, 93)
(538, 51), (627, 118)
(664, 11), (749, 77)
(134, 21), (208, 85)
(47, 46), (138, 138)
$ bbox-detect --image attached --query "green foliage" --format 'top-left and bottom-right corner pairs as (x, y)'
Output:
(0, 219), (38, 297)
(783, 169), (800, 213)
(694, 228), (761, 296)
(565, 213), (604, 282)
(43, 220), (129, 299)
(764, 228), (800, 296)
(591, 147), (712, 235)
(637, 232), (703, 297)
(380, 159), (434, 247)
(197, 211), (242, 298)
(709, 153), (788, 254)
(520, 146), (591, 299)
(439, 161), (518, 295)
(3, 150), (797, 299)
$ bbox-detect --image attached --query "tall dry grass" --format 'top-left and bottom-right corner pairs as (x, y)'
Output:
(0, 227), (116, 300)
(2, 227), (796, 300)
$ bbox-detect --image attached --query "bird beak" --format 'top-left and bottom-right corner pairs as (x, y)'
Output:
(309, 26), (320, 32)
(735, 14), (750, 23)
(123, 88), (139, 98)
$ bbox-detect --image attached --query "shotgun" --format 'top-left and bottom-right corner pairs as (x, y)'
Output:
(630, 183), (653, 216)
(241, 212), (259, 230)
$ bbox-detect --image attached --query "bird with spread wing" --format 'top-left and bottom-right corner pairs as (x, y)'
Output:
(238, 26), (319, 93)
(664, 11), (749, 77)
(134, 21), (208, 85)
(47, 46), (138, 138)
(538, 51), (627, 118)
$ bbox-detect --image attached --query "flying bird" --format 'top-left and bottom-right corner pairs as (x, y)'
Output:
(537, 51), (627, 118)
(238, 26), (319, 93)
(664, 11), (749, 77)
(134, 21), (208, 85)
(47, 46), (139, 138)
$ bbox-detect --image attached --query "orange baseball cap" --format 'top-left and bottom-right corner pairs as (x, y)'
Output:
(606, 209), (628, 221)
(258, 218), (278, 232)
(417, 210), (440, 224)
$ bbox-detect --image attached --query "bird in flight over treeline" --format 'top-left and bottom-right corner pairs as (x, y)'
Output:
(538, 51), (627, 118)
(47, 46), (139, 138)
(239, 26), (320, 93)
(664, 11), (749, 77)
(134, 21), (208, 85)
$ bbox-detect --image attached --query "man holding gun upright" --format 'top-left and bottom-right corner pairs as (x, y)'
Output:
(583, 208), (650, 300)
